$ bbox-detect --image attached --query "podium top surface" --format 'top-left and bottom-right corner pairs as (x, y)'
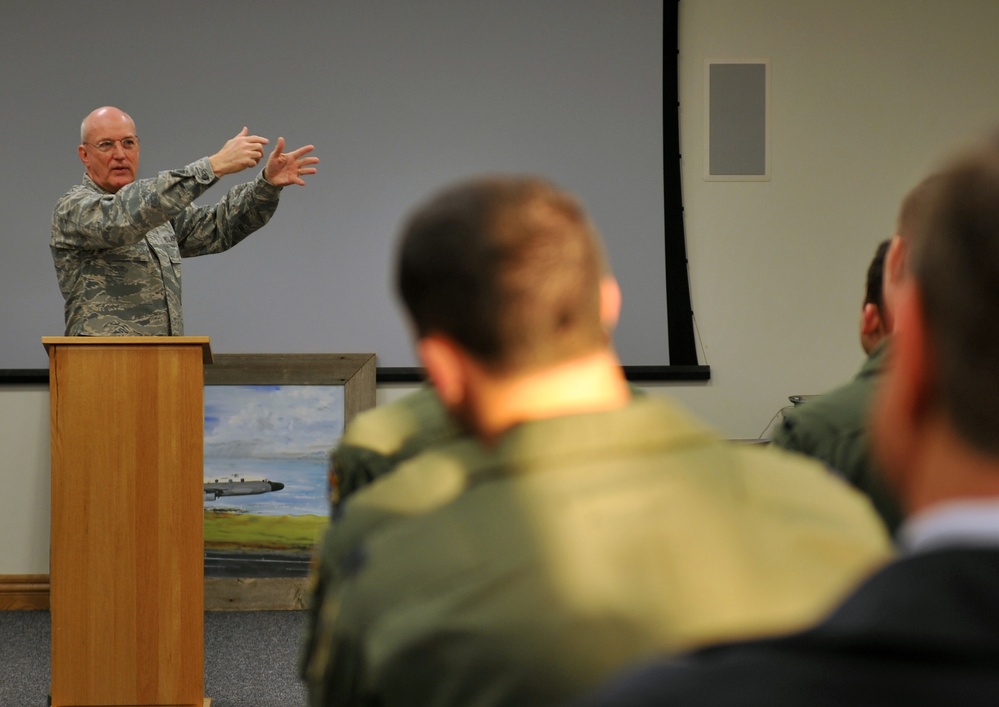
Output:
(43, 336), (213, 364)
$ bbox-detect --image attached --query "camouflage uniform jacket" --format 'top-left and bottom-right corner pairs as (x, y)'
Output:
(51, 157), (282, 336)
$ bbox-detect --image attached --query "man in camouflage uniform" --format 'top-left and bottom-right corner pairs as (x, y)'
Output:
(51, 105), (318, 335)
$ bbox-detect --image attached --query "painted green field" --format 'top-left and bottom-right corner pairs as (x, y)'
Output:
(204, 511), (329, 552)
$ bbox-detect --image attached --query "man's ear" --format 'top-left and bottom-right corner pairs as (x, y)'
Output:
(599, 276), (622, 331)
(860, 302), (885, 354)
(861, 303), (883, 335)
(417, 334), (468, 408)
(78, 144), (89, 168)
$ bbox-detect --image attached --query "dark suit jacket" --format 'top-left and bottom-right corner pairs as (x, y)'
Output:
(578, 548), (999, 706)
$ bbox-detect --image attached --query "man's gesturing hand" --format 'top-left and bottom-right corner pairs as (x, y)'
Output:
(209, 127), (269, 177)
(263, 137), (319, 187)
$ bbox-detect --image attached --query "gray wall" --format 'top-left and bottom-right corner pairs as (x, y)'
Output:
(0, 0), (665, 370)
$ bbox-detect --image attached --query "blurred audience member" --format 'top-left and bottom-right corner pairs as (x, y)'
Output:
(303, 175), (891, 707)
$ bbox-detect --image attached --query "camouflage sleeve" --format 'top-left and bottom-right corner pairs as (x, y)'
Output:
(51, 158), (218, 251)
(171, 170), (283, 258)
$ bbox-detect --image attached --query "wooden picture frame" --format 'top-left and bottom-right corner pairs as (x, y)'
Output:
(202, 353), (376, 610)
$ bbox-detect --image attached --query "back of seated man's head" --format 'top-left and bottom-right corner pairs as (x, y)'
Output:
(395, 176), (610, 374)
(906, 137), (999, 456)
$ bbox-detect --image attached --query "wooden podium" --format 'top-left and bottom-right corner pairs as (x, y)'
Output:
(44, 336), (213, 707)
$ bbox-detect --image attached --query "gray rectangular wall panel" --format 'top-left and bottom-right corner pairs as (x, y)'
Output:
(708, 63), (768, 177)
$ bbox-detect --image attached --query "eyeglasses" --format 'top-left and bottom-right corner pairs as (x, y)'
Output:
(85, 137), (140, 153)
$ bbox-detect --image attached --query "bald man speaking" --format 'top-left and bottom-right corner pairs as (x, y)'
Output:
(51, 106), (318, 336)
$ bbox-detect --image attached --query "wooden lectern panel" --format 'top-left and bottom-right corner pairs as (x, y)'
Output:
(47, 337), (209, 707)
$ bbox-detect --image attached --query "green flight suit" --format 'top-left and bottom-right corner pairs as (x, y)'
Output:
(771, 341), (903, 533)
(307, 395), (893, 707)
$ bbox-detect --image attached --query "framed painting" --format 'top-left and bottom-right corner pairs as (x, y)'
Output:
(202, 353), (376, 610)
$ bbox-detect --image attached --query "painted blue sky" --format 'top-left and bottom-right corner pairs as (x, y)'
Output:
(204, 385), (345, 460)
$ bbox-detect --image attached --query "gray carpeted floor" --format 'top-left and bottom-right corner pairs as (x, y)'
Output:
(0, 610), (309, 706)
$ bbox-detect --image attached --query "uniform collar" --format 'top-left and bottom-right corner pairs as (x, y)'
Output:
(898, 498), (999, 554)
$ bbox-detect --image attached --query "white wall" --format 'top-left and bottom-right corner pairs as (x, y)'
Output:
(0, 387), (51, 574)
(6, 0), (999, 573)
(668, 0), (999, 436)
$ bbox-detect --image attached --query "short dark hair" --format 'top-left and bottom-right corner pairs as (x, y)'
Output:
(395, 176), (608, 373)
(910, 134), (999, 454)
(864, 240), (890, 309)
